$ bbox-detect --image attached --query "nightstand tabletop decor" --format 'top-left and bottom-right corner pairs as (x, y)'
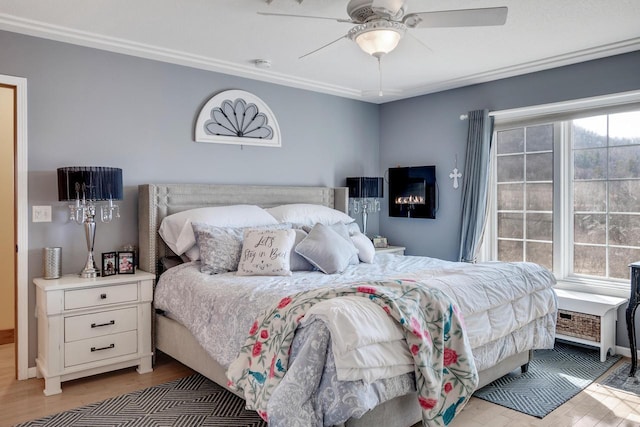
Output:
(57, 166), (123, 278)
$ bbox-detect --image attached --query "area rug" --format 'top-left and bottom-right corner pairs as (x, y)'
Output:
(600, 361), (640, 395)
(473, 341), (621, 418)
(14, 374), (266, 427)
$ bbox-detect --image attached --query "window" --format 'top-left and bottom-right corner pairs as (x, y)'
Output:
(487, 94), (640, 292)
(572, 112), (640, 280)
(495, 124), (554, 270)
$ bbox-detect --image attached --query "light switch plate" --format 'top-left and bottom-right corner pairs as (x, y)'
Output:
(33, 205), (52, 222)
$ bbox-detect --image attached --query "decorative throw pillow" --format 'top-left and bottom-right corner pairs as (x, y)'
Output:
(290, 229), (314, 271)
(329, 222), (360, 265)
(351, 232), (376, 263)
(266, 204), (355, 227)
(295, 223), (359, 274)
(237, 229), (296, 276)
(303, 222), (359, 265)
(346, 222), (362, 236)
(192, 223), (244, 274)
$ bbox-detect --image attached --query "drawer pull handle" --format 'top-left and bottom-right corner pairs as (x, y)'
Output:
(100, 293), (107, 299)
(91, 343), (115, 352)
(91, 320), (115, 328)
(559, 312), (572, 320)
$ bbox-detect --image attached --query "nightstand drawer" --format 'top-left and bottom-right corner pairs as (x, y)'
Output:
(64, 283), (138, 310)
(64, 330), (138, 367)
(65, 307), (137, 342)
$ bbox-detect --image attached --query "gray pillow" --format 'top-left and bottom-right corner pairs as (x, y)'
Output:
(302, 222), (359, 265)
(290, 229), (314, 271)
(192, 223), (244, 274)
(295, 223), (359, 274)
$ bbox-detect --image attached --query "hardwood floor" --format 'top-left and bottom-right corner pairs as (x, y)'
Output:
(1, 343), (638, 426)
(0, 343), (194, 426)
(449, 357), (640, 427)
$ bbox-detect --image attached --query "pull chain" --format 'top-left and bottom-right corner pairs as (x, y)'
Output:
(377, 56), (383, 97)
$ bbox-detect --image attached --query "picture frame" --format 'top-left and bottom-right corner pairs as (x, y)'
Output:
(373, 236), (388, 248)
(117, 251), (135, 274)
(101, 251), (117, 277)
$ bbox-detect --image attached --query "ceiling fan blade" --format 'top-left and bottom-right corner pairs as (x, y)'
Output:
(406, 32), (433, 53)
(299, 35), (347, 59)
(403, 7), (508, 28)
(257, 11), (353, 23)
(371, 0), (405, 18)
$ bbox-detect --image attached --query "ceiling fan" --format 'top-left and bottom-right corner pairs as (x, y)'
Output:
(259, 0), (507, 97)
(259, 0), (508, 59)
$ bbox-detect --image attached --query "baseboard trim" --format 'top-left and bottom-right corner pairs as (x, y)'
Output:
(0, 329), (14, 345)
(615, 345), (640, 359)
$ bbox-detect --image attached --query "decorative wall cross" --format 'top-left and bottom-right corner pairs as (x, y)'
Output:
(449, 155), (462, 189)
(449, 168), (462, 189)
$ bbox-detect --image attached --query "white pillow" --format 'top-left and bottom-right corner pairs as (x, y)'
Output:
(346, 222), (362, 236)
(351, 233), (375, 263)
(266, 204), (355, 227)
(158, 205), (277, 256)
(295, 223), (358, 274)
(237, 229), (296, 276)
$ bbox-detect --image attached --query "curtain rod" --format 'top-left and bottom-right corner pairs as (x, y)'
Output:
(460, 111), (496, 120)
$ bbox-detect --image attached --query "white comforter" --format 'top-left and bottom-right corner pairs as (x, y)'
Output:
(154, 254), (557, 373)
(303, 296), (414, 382)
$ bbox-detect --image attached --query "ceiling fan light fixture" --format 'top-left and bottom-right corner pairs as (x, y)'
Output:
(348, 20), (406, 57)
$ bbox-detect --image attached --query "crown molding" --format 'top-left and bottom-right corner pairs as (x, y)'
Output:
(401, 37), (640, 102)
(0, 13), (362, 100)
(1, 13), (638, 104)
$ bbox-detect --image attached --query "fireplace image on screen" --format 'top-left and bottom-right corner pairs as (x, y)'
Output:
(389, 166), (437, 218)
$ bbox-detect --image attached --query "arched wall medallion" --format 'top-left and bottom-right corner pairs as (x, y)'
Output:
(195, 90), (281, 147)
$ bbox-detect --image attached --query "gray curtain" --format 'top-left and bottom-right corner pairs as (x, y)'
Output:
(458, 109), (494, 263)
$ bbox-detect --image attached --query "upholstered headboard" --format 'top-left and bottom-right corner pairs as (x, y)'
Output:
(138, 183), (349, 275)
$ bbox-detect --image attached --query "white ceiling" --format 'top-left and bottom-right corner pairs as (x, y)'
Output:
(1, 0), (639, 103)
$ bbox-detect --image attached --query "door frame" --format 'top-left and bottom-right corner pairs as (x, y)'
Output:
(1, 74), (28, 380)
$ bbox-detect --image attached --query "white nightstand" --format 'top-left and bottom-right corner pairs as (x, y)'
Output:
(554, 289), (627, 362)
(34, 270), (155, 395)
(374, 246), (406, 255)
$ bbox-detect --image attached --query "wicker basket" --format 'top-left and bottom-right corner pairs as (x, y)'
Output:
(556, 309), (601, 342)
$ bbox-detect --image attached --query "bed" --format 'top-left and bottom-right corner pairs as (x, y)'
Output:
(138, 183), (557, 427)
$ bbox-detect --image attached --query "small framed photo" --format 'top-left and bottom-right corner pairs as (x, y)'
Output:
(373, 236), (388, 248)
(101, 252), (117, 277)
(117, 251), (135, 274)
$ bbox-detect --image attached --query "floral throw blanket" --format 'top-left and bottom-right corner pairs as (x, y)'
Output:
(226, 279), (478, 426)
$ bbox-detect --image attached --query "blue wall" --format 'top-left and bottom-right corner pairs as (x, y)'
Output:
(379, 50), (640, 261)
(0, 30), (380, 363)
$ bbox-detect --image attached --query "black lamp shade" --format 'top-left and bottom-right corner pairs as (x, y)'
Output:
(57, 166), (123, 201)
(346, 177), (383, 198)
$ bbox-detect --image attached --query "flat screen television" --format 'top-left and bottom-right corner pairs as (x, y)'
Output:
(388, 165), (437, 219)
